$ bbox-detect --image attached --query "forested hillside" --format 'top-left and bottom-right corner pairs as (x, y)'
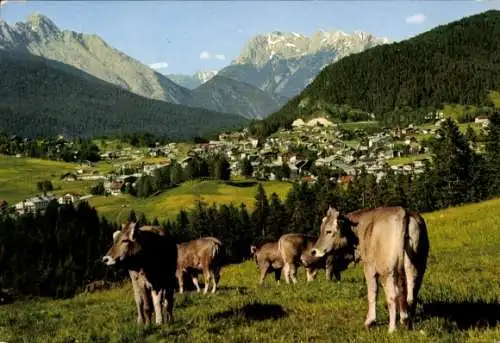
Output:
(0, 51), (247, 139)
(252, 10), (500, 137)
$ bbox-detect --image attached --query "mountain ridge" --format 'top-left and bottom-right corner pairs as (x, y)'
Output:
(0, 49), (248, 139)
(252, 10), (500, 137)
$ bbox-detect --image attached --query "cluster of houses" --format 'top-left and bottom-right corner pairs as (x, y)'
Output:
(178, 117), (436, 183)
(12, 193), (91, 215)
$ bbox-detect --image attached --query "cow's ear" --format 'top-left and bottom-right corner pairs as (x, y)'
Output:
(129, 222), (138, 241)
(121, 223), (126, 229)
(328, 206), (339, 218)
(322, 216), (327, 222)
(250, 245), (257, 254)
(112, 230), (120, 241)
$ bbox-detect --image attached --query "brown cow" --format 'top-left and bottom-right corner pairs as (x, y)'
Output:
(310, 206), (430, 333)
(251, 240), (354, 285)
(102, 222), (177, 326)
(250, 242), (284, 285)
(176, 237), (223, 294)
(278, 233), (342, 284)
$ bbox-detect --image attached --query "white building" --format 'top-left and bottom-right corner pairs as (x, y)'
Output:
(58, 193), (81, 205)
(15, 195), (56, 215)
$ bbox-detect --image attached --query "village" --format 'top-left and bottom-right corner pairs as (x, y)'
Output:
(11, 113), (491, 216)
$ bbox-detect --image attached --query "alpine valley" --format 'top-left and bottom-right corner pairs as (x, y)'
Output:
(0, 13), (388, 126)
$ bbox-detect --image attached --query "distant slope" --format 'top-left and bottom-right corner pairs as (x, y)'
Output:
(0, 13), (192, 105)
(168, 70), (218, 90)
(0, 51), (247, 139)
(256, 10), (500, 135)
(218, 30), (389, 98)
(190, 75), (288, 119)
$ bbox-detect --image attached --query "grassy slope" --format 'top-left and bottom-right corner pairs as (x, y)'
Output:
(0, 155), (291, 221)
(88, 180), (292, 223)
(1, 198), (499, 342)
(0, 155), (94, 203)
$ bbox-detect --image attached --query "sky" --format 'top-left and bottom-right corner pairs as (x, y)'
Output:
(0, 0), (499, 75)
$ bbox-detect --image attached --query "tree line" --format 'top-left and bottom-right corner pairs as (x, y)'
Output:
(1, 115), (500, 299)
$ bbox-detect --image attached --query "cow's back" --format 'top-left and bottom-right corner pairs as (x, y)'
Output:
(278, 233), (315, 264)
(177, 237), (222, 270)
(257, 242), (283, 269)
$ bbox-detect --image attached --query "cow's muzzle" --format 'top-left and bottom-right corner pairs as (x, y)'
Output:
(102, 256), (116, 266)
(311, 249), (326, 258)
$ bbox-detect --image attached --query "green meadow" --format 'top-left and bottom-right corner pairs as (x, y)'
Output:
(0, 198), (498, 343)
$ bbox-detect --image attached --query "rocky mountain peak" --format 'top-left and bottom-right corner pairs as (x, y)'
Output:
(25, 12), (60, 37)
(233, 29), (390, 67)
(193, 70), (218, 83)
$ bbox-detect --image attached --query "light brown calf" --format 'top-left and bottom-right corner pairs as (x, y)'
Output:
(176, 237), (223, 294)
(250, 242), (284, 285)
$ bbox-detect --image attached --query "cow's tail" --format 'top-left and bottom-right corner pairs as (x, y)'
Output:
(402, 208), (430, 316)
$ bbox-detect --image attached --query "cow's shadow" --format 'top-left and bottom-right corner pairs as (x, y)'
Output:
(421, 301), (499, 329)
(210, 303), (287, 322)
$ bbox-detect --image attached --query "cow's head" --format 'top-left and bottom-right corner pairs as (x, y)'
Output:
(250, 245), (259, 265)
(310, 206), (352, 260)
(102, 222), (143, 267)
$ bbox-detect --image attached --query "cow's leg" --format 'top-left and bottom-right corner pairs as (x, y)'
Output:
(289, 263), (298, 284)
(176, 269), (184, 294)
(259, 265), (269, 285)
(142, 291), (154, 326)
(363, 264), (378, 329)
(151, 289), (164, 325)
(203, 269), (211, 294)
(283, 263), (291, 284)
(381, 272), (399, 333)
(333, 269), (341, 282)
(163, 286), (174, 322)
(274, 269), (281, 284)
(306, 267), (317, 282)
(325, 261), (334, 281)
(191, 275), (201, 293)
(397, 273), (409, 327)
(210, 270), (217, 293)
(404, 257), (424, 329)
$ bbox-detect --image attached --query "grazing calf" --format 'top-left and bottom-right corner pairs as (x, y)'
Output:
(102, 223), (177, 326)
(176, 237), (223, 294)
(250, 242), (284, 285)
(278, 233), (336, 284)
(311, 206), (430, 333)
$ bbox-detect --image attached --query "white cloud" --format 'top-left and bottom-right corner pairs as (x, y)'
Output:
(149, 62), (169, 70)
(405, 13), (426, 24)
(199, 51), (226, 60)
(199, 51), (212, 60)
(0, 0), (27, 7)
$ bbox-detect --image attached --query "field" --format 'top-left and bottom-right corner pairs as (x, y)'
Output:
(0, 155), (90, 203)
(88, 180), (292, 223)
(1, 198), (499, 342)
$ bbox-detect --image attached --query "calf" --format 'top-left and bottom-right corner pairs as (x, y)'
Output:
(102, 222), (177, 326)
(250, 242), (284, 285)
(311, 206), (430, 333)
(277, 233), (334, 284)
(176, 237), (223, 294)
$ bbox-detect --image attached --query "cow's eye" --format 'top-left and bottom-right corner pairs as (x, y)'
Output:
(326, 230), (332, 235)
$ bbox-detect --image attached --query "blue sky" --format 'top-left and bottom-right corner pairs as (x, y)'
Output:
(0, 1), (498, 75)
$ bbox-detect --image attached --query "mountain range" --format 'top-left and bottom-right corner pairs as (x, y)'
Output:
(0, 49), (247, 139)
(218, 30), (390, 98)
(0, 13), (388, 120)
(167, 70), (219, 90)
(256, 10), (500, 137)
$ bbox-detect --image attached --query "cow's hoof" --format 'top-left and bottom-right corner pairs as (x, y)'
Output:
(364, 320), (376, 329)
(388, 326), (396, 334)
